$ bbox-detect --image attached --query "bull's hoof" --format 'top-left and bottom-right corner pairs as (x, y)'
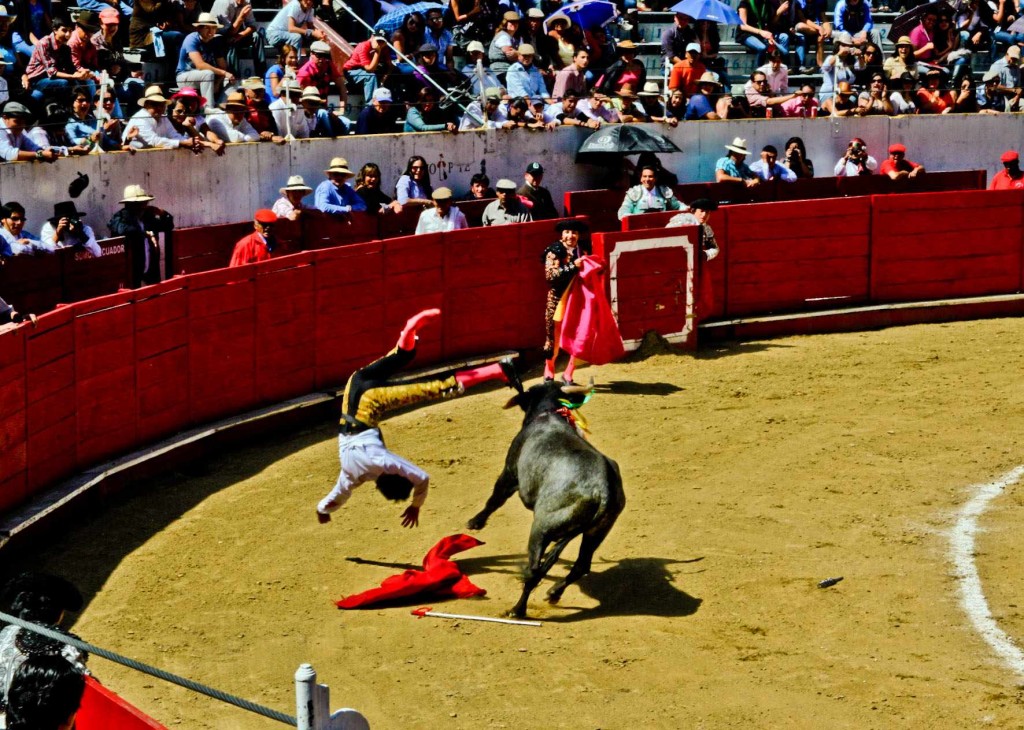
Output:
(466, 515), (487, 530)
(507, 607), (527, 619)
(545, 588), (563, 604)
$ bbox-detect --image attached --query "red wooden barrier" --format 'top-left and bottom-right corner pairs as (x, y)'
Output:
(254, 252), (317, 404)
(870, 189), (1024, 302)
(133, 279), (190, 445)
(77, 676), (166, 729)
(171, 222), (251, 275)
(724, 197), (871, 316)
(455, 197), (495, 228)
(302, 211), (378, 249)
(0, 325), (26, 511)
(0, 252), (63, 314)
(62, 238), (133, 303)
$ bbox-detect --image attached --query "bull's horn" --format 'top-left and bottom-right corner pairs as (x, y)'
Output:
(560, 377), (594, 395)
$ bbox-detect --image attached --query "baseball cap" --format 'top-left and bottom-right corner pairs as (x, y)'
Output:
(526, 162), (543, 175)
(1008, 45), (1021, 59)
(372, 87), (393, 102)
(685, 42), (701, 54)
(1001, 150), (1019, 163)
(466, 40), (485, 54)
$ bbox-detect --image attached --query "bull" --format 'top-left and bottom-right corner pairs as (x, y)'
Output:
(467, 380), (625, 618)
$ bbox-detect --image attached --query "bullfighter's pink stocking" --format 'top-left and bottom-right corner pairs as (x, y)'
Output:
(455, 363), (507, 390)
(398, 308), (441, 350)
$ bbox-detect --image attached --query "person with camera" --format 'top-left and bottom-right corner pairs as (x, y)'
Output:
(38, 201), (101, 258)
(819, 32), (859, 102)
(782, 136), (815, 178)
(833, 137), (877, 176)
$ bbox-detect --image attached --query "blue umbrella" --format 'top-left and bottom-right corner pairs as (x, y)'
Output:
(544, 0), (619, 33)
(373, 1), (444, 37)
(669, 0), (741, 25)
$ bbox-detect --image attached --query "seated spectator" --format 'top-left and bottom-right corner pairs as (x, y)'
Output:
(273, 174), (312, 219)
(577, 91), (620, 123)
(461, 172), (496, 201)
(265, 44), (299, 100)
(856, 73), (894, 115)
(38, 201), (101, 257)
(991, 0), (1024, 49)
(354, 163), (401, 215)
(0, 8), (18, 74)
(783, 137), (815, 178)
(854, 42), (886, 87)
(128, 0), (184, 61)
(987, 45), (1021, 112)
(67, 11), (102, 85)
(65, 84), (125, 151)
(404, 87), (456, 133)
(167, 91), (226, 153)
(991, 150), (1024, 190)
(415, 187), (468, 233)
(297, 85), (342, 138)
(481, 178), (532, 225)
(488, 11), (520, 78)
(821, 80), (858, 115)
(612, 84), (649, 122)
(0, 203), (43, 255)
(744, 69), (801, 117)
(356, 87), (401, 134)
(123, 86), (194, 150)
(661, 12), (698, 68)
(229, 209), (276, 266)
(793, 3), (831, 73)
(0, 101), (60, 161)
(736, 0), (791, 66)
(552, 47), (589, 101)
(951, 72), (988, 113)
(595, 40), (646, 97)
(715, 138), (760, 187)
(833, 0), (878, 49)
(819, 33), (858, 102)
(685, 72), (723, 120)
(617, 164), (683, 220)
(396, 155), (433, 208)
(26, 17), (96, 106)
(461, 40), (504, 96)
(749, 144), (797, 182)
(176, 13), (234, 111)
(638, 83), (673, 125)
(506, 44), (550, 114)
(5, 655), (85, 730)
(834, 137), (877, 176)
(915, 68), (955, 113)
(780, 83), (819, 116)
(241, 77), (277, 134)
(459, 89), (509, 130)
(411, 42), (460, 96)
(542, 92), (599, 128)
(884, 36), (918, 81)
(889, 72), (918, 114)
(520, 9), (556, 76)
(668, 42), (706, 98)
(298, 40), (346, 116)
(976, 70), (1005, 113)
(504, 96), (545, 129)
(344, 32), (392, 101)
(315, 157), (366, 217)
(423, 7), (454, 70)
(391, 12), (426, 69)
(664, 88), (687, 123)
(546, 14), (577, 71)
(265, 0), (323, 52)
(208, 91), (280, 143)
(210, 0), (257, 64)
(269, 78), (303, 138)
(518, 161), (558, 220)
(109, 184), (174, 286)
(880, 143), (925, 179)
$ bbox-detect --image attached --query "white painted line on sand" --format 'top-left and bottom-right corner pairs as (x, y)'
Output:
(950, 465), (1024, 679)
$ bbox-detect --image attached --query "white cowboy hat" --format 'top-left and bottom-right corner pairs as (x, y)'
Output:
(120, 184), (155, 203)
(300, 86), (324, 104)
(193, 12), (222, 28)
(325, 157), (354, 176)
(141, 85), (167, 104)
(280, 175), (313, 193)
(725, 137), (750, 155)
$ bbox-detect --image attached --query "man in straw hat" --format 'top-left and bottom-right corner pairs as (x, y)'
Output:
(0, 102), (60, 162)
(229, 209), (278, 267)
(414, 187), (467, 234)
(684, 71), (723, 120)
(109, 183), (174, 287)
(715, 137), (760, 187)
(316, 308), (522, 527)
(314, 157), (367, 217)
(273, 174), (313, 220)
(176, 12), (234, 110)
(207, 90), (283, 143)
(460, 40), (503, 97)
(268, 78), (304, 138)
(612, 83), (649, 122)
(123, 85), (198, 150)
(38, 200), (101, 257)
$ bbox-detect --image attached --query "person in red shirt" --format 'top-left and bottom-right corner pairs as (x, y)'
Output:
(229, 209), (276, 266)
(879, 143), (925, 179)
(296, 40), (346, 115)
(991, 150), (1024, 190)
(915, 68), (955, 113)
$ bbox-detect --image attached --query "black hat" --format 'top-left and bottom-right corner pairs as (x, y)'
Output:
(526, 162), (543, 175)
(50, 201), (86, 221)
(75, 9), (100, 32)
(555, 219), (589, 233)
(688, 198), (718, 212)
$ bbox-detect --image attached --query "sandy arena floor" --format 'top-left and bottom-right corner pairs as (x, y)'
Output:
(21, 318), (1024, 728)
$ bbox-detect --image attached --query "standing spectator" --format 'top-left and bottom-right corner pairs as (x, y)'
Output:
(355, 87), (400, 134)
(552, 47), (588, 100)
(780, 83), (819, 116)
(273, 174), (312, 219)
(834, 137), (877, 176)
(783, 136), (814, 177)
(749, 144), (797, 181)
(403, 87), (456, 133)
(481, 178), (532, 225)
(506, 44), (550, 112)
(354, 163), (401, 215)
(879, 143), (925, 179)
(123, 86), (195, 150)
(883, 36), (917, 81)
(343, 33), (392, 101)
(685, 72), (723, 120)
(617, 165), (683, 220)
(26, 17), (96, 106)
(265, 0), (323, 52)
(109, 184), (174, 287)
(0, 101), (59, 161)
(5, 655), (86, 730)
(265, 43), (299, 100)
(229, 209), (277, 266)
(314, 157), (366, 217)
(833, 0), (877, 48)
(176, 13), (233, 110)
(661, 12), (698, 67)
(297, 40), (346, 116)
(915, 67), (955, 113)
(991, 150), (1024, 190)
(423, 7), (454, 70)
(715, 137), (760, 187)
(668, 42), (706, 98)
(38, 201), (101, 257)
(396, 155), (433, 208)
(415, 187), (467, 234)
(488, 11), (520, 78)
(0, 203), (42, 255)
(518, 162), (557, 220)
(987, 45), (1022, 112)
(461, 172), (495, 200)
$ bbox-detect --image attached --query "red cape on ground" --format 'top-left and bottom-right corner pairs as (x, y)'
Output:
(337, 534), (487, 609)
(559, 255), (626, 365)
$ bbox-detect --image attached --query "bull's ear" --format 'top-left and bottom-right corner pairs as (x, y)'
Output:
(503, 393), (522, 410)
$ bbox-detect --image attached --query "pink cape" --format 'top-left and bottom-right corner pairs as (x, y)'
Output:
(337, 534), (487, 609)
(558, 255), (626, 365)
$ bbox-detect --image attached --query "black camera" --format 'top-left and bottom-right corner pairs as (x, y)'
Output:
(67, 217), (82, 228)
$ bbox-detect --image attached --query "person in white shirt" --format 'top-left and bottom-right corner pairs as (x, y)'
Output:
(38, 201), (102, 258)
(458, 89), (510, 130)
(123, 85), (197, 150)
(206, 90), (280, 142)
(0, 202), (44, 255)
(415, 188), (468, 234)
(833, 137), (878, 176)
(576, 92), (621, 123)
(0, 102), (60, 162)
(749, 145), (798, 181)
(272, 174), (313, 220)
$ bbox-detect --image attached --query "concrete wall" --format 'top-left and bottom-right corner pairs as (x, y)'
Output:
(4, 116), (1023, 230)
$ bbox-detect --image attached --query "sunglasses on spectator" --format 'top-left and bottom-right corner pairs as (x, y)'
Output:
(7, 215), (24, 221)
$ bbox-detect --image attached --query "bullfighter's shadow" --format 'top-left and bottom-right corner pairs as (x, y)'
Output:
(595, 381), (682, 397)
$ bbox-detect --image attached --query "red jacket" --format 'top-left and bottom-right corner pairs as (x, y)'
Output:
(229, 232), (271, 267)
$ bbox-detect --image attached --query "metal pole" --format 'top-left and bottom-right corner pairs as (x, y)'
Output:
(295, 664), (316, 730)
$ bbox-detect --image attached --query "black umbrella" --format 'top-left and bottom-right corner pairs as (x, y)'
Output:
(576, 125), (682, 163)
(887, 0), (957, 41)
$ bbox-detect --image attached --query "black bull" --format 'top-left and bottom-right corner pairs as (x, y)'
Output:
(467, 381), (626, 618)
